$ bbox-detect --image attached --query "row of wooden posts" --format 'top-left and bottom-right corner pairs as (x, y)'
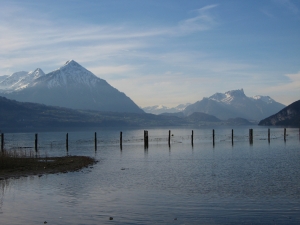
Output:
(0, 128), (297, 152)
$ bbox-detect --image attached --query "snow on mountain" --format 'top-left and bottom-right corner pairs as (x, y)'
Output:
(13, 68), (45, 90)
(40, 60), (99, 89)
(183, 89), (285, 122)
(208, 93), (226, 102)
(143, 103), (191, 114)
(209, 89), (247, 104)
(0, 69), (45, 91)
(0, 60), (144, 113)
(251, 95), (274, 104)
(0, 71), (28, 90)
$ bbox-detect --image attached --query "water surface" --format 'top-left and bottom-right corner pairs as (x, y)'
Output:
(0, 126), (299, 224)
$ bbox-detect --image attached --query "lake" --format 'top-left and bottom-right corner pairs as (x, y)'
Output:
(0, 126), (299, 224)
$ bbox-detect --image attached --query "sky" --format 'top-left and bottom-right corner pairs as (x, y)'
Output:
(0, 0), (299, 107)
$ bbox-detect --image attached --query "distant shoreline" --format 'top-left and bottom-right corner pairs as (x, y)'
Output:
(0, 155), (97, 180)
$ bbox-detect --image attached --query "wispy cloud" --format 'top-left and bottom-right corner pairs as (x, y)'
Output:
(0, 3), (220, 77)
(178, 4), (219, 33)
(274, 0), (299, 14)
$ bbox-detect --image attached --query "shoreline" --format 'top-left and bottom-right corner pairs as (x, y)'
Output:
(0, 155), (97, 180)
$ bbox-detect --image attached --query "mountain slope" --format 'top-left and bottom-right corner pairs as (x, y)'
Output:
(258, 100), (300, 127)
(0, 75), (9, 83)
(0, 71), (29, 89)
(0, 96), (185, 131)
(0, 96), (255, 132)
(183, 89), (285, 121)
(0, 60), (143, 113)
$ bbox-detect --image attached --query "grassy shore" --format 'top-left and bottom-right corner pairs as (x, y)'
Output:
(0, 149), (96, 180)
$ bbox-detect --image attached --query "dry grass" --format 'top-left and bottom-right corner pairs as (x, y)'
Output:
(0, 149), (96, 179)
(0, 149), (38, 170)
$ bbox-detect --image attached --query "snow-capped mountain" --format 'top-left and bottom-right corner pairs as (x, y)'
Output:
(40, 60), (99, 89)
(0, 69), (45, 91)
(183, 89), (285, 122)
(0, 60), (144, 113)
(143, 103), (191, 115)
(252, 95), (275, 104)
(0, 71), (28, 89)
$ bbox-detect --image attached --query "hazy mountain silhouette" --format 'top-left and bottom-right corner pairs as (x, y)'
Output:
(258, 100), (300, 127)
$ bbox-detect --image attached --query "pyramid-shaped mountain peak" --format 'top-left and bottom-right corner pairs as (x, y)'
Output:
(59, 60), (87, 72)
(0, 60), (144, 114)
(64, 59), (79, 67)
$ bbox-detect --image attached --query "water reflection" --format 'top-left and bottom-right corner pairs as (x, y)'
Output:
(0, 179), (10, 212)
(0, 127), (299, 224)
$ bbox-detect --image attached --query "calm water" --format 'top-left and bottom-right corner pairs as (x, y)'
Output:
(0, 126), (299, 224)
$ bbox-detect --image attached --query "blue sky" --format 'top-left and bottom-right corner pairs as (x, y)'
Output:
(0, 0), (299, 107)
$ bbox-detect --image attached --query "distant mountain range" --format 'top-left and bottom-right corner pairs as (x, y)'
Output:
(143, 89), (285, 122)
(259, 100), (300, 127)
(0, 60), (286, 125)
(0, 96), (180, 131)
(142, 103), (191, 114)
(0, 96), (255, 132)
(0, 60), (143, 114)
(182, 89), (284, 122)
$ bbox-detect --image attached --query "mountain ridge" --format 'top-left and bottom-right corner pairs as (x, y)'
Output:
(0, 96), (255, 132)
(0, 60), (144, 114)
(183, 89), (285, 122)
(258, 100), (300, 127)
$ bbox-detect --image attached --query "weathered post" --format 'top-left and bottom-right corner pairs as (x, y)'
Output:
(268, 128), (270, 143)
(231, 129), (234, 145)
(66, 133), (69, 151)
(249, 129), (253, 144)
(144, 130), (148, 149)
(94, 132), (97, 151)
(168, 130), (171, 146)
(120, 131), (122, 150)
(284, 128), (286, 141)
(191, 130), (194, 146)
(1, 133), (4, 152)
(213, 129), (215, 146)
(35, 133), (38, 152)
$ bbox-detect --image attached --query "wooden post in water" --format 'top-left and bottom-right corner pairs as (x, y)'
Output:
(284, 128), (286, 141)
(66, 133), (69, 151)
(268, 128), (270, 143)
(35, 133), (38, 152)
(120, 131), (122, 150)
(1, 133), (4, 152)
(212, 129), (215, 146)
(94, 132), (97, 151)
(191, 130), (194, 146)
(249, 129), (253, 144)
(168, 130), (171, 146)
(144, 130), (148, 149)
(231, 129), (234, 145)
